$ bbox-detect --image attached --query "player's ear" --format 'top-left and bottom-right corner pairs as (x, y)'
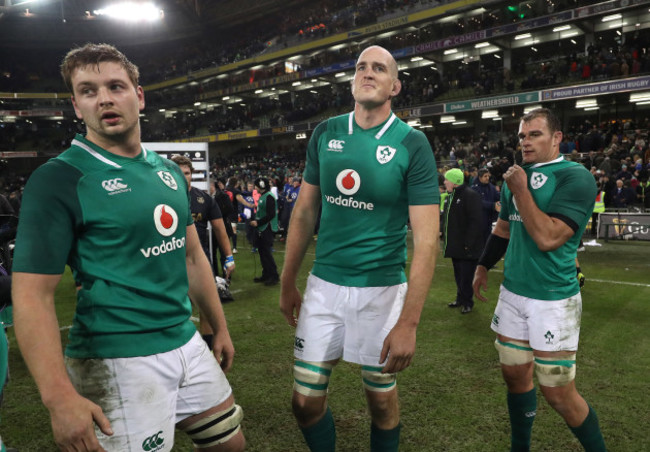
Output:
(391, 78), (401, 97)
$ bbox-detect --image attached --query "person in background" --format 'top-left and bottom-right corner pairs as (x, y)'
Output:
(171, 155), (235, 349)
(442, 168), (483, 314)
(249, 177), (279, 285)
(471, 168), (501, 247)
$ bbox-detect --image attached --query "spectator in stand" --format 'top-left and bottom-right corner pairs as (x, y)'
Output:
(615, 164), (633, 181)
(611, 179), (636, 208)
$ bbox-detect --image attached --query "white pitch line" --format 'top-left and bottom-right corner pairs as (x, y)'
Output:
(57, 265), (648, 331)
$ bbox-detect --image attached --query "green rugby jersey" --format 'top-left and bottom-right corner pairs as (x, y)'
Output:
(304, 112), (439, 287)
(499, 157), (596, 300)
(13, 134), (196, 358)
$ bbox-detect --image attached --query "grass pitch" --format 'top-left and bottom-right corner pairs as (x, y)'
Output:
(2, 236), (649, 451)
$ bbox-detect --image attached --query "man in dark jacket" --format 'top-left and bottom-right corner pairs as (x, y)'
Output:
(442, 169), (484, 314)
(471, 168), (501, 246)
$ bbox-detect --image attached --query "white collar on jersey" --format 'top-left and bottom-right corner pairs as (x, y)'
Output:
(530, 155), (564, 169)
(348, 111), (397, 140)
(72, 138), (148, 169)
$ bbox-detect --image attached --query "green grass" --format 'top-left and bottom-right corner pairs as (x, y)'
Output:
(2, 237), (650, 451)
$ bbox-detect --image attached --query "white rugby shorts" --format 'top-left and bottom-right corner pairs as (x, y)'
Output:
(294, 274), (407, 366)
(491, 285), (582, 352)
(65, 332), (232, 451)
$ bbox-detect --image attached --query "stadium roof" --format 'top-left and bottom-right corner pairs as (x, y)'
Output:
(0, 0), (304, 48)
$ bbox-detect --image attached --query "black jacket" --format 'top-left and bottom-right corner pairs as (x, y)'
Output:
(442, 184), (484, 260)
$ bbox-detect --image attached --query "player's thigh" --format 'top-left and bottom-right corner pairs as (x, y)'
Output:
(175, 332), (234, 422)
(66, 354), (180, 452)
(344, 283), (406, 366)
(490, 285), (529, 341)
(526, 293), (582, 352)
(294, 275), (347, 362)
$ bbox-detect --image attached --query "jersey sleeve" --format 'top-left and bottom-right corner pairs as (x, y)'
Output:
(498, 185), (510, 221)
(303, 120), (328, 186)
(12, 160), (82, 274)
(547, 165), (597, 230)
(404, 129), (439, 205)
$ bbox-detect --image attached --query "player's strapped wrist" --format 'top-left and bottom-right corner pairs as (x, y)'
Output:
(477, 234), (509, 270)
(224, 255), (235, 268)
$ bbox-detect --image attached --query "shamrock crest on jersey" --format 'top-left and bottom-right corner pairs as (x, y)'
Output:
(376, 145), (397, 164)
(530, 172), (548, 190)
(157, 170), (178, 190)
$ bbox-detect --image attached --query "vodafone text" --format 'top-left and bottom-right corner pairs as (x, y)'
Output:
(324, 194), (374, 211)
(140, 237), (186, 258)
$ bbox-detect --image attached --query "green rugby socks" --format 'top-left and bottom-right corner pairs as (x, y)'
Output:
(508, 388), (537, 452)
(300, 406), (336, 452)
(370, 422), (401, 452)
(569, 405), (607, 451)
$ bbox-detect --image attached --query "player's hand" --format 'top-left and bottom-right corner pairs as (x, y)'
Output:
(48, 392), (112, 452)
(212, 329), (235, 373)
(224, 256), (235, 279)
(473, 265), (489, 302)
(379, 321), (416, 374)
(279, 284), (302, 328)
(249, 220), (258, 227)
(503, 164), (528, 195)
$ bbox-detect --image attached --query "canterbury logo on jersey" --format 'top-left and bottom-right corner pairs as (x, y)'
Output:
(327, 139), (345, 152)
(102, 178), (131, 195)
(141, 431), (165, 451)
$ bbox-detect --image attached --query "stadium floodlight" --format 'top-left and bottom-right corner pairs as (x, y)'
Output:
(523, 104), (542, 114)
(440, 115), (455, 123)
(481, 110), (499, 119)
(576, 99), (597, 108)
(602, 14), (622, 22)
(410, 56), (423, 62)
(475, 42), (490, 48)
(334, 72), (346, 78)
(452, 120), (467, 125)
(292, 81), (301, 86)
(514, 33), (531, 40)
(443, 48), (458, 55)
(584, 107), (600, 111)
(93, 2), (163, 22)
(553, 25), (571, 32)
(630, 92), (650, 102)
(254, 89), (263, 94)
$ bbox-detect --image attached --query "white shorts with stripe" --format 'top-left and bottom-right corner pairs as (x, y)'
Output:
(65, 332), (232, 452)
(491, 285), (582, 352)
(294, 274), (407, 366)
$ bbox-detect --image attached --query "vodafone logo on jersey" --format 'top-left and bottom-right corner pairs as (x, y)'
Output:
(335, 169), (361, 195)
(153, 204), (178, 236)
(140, 204), (186, 258)
(325, 169), (374, 211)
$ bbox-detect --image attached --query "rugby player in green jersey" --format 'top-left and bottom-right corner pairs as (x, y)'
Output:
(280, 45), (439, 451)
(473, 108), (606, 451)
(12, 44), (244, 452)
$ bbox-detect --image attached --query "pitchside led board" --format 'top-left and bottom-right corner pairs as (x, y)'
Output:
(144, 142), (210, 192)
